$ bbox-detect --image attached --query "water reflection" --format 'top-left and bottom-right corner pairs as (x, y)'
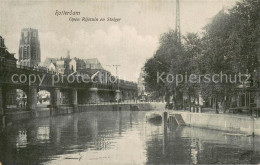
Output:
(0, 111), (260, 164)
(16, 129), (27, 149)
(37, 126), (50, 142)
(190, 140), (198, 164)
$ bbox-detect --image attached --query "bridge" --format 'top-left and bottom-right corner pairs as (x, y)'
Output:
(0, 48), (138, 115)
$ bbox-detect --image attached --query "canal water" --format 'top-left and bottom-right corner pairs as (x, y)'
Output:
(0, 111), (260, 164)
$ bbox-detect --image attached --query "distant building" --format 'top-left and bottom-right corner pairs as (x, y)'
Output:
(0, 36), (17, 67)
(69, 58), (77, 72)
(0, 36), (24, 107)
(48, 62), (56, 72)
(56, 60), (65, 74)
(40, 58), (57, 68)
(18, 28), (41, 67)
(83, 58), (103, 70)
(39, 50), (106, 79)
(75, 58), (86, 71)
(66, 50), (70, 59)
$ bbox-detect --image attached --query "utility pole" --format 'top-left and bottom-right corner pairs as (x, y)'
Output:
(106, 64), (120, 89)
(175, 0), (181, 43)
(113, 65), (121, 104)
(256, 64), (259, 118)
(113, 64), (120, 90)
(107, 64), (121, 103)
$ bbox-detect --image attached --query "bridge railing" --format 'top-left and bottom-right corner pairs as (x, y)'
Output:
(1, 62), (137, 90)
(77, 100), (138, 106)
(118, 79), (138, 90)
(16, 64), (60, 75)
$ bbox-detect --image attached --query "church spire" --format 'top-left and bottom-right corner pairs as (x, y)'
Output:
(66, 50), (70, 59)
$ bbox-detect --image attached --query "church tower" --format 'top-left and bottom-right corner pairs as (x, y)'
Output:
(18, 28), (41, 67)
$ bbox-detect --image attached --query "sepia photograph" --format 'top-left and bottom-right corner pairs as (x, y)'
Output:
(0, 0), (260, 164)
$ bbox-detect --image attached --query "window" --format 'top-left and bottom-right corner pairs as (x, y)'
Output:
(23, 47), (27, 59)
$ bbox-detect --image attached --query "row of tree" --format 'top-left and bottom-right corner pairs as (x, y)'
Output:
(143, 0), (260, 112)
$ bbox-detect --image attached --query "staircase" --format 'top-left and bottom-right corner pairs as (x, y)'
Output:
(172, 114), (186, 126)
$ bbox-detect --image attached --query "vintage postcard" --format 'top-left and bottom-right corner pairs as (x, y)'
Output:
(0, 0), (260, 164)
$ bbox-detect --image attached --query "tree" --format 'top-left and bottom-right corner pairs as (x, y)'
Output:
(143, 0), (260, 112)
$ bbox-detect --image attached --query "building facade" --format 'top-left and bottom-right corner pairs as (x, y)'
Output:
(18, 28), (41, 67)
(41, 51), (105, 75)
(84, 58), (103, 70)
(0, 36), (17, 67)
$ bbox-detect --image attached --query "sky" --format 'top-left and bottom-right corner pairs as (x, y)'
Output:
(0, 0), (238, 82)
